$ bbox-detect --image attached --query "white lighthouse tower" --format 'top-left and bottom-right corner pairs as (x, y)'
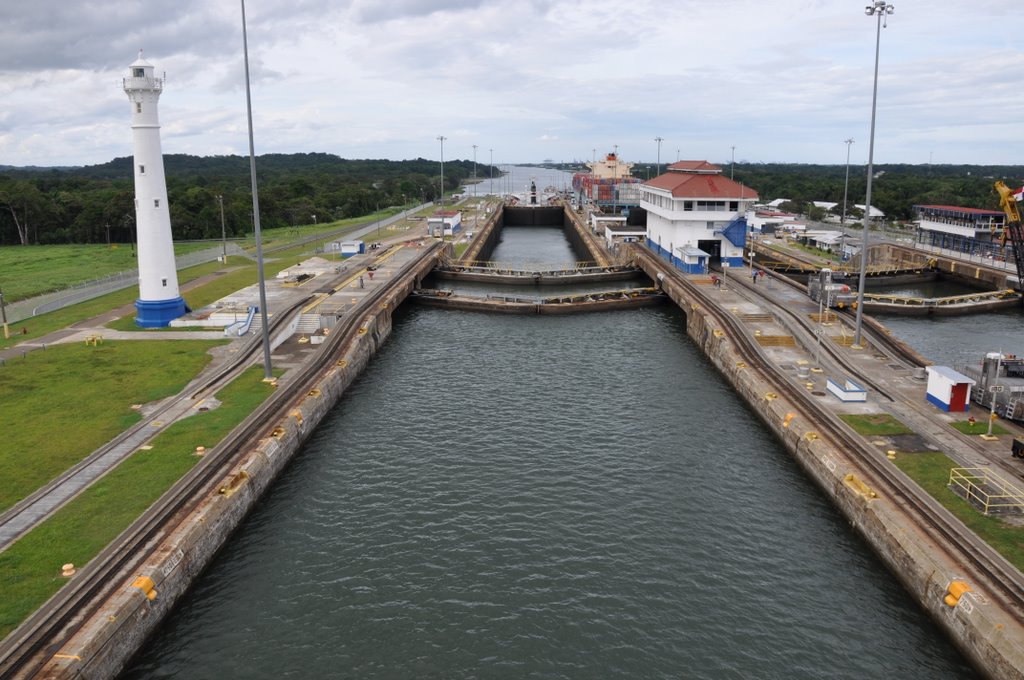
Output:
(123, 51), (187, 327)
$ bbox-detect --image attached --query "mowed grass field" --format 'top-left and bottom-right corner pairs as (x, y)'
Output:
(0, 243), (210, 302)
(0, 340), (224, 513)
(0, 366), (279, 640)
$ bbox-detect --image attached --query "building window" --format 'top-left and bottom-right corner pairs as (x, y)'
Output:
(133, 68), (145, 78)
(139, 165), (145, 174)
(154, 199), (160, 208)
(729, 201), (738, 212)
(161, 278), (167, 287)
(136, 102), (142, 113)
(707, 221), (716, 230)
(684, 201), (693, 211)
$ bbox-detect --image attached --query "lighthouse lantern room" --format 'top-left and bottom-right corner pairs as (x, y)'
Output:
(123, 51), (187, 327)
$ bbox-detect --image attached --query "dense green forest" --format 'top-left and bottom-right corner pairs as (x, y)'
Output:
(4, 156), (1023, 246)
(0, 153), (495, 246)
(556, 162), (1024, 223)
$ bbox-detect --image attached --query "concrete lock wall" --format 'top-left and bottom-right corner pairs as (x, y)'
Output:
(639, 253), (1024, 679)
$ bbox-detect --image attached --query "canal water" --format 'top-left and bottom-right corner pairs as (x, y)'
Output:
(122, 226), (978, 678)
(867, 278), (1024, 368)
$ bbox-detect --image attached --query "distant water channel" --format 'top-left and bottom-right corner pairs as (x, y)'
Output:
(123, 223), (977, 678)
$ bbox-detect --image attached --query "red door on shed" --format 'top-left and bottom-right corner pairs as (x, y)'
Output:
(950, 382), (969, 412)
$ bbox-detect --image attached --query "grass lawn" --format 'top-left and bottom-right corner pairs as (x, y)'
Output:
(0, 366), (279, 640)
(0, 260), (230, 352)
(0, 340), (223, 513)
(951, 419), (1010, 436)
(840, 413), (914, 436)
(0, 243), (209, 303)
(893, 452), (1024, 571)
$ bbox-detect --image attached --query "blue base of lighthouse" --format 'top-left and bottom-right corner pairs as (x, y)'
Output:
(135, 297), (188, 328)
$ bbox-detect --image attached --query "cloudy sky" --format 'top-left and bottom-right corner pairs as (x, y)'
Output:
(1, 0), (1022, 168)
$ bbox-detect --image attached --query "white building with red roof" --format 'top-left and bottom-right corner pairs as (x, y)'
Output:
(640, 161), (758, 273)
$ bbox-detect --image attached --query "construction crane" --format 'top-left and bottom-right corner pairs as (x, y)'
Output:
(994, 180), (1024, 301)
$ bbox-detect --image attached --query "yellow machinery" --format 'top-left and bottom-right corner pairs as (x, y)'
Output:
(995, 180), (1024, 300)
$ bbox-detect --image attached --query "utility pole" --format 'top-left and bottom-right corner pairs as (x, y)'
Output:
(613, 144), (619, 214)
(841, 138), (854, 265)
(437, 135), (446, 210)
(217, 194), (228, 265)
(730, 146), (736, 181)
(241, 0), (273, 380)
(654, 136), (664, 177)
(472, 144), (478, 198)
(0, 286), (8, 339)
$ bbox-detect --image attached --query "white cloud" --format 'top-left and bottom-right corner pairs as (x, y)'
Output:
(1, 0), (1024, 166)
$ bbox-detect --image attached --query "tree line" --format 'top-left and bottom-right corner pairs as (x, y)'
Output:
(0, 153), (496, 246)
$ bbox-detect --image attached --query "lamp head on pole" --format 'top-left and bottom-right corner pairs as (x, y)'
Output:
(865, 1), (894, 20)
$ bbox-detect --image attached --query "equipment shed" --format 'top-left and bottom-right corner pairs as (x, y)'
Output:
(925, 366), (975, 412)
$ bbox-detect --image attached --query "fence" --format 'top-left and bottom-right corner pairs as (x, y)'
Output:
(5, 243), (248, 324)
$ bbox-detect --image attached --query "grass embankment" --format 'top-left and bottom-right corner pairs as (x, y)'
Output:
(0, 340), (222, 513)
(0, 243), (209, 303)
(842, 413), (1024, 571)
(0, 366), (278, 640)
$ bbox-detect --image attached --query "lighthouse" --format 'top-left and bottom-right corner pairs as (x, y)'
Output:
(123, 51), (187, 327)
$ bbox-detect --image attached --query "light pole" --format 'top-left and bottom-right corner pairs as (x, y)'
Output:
(0, 286), (8, 339)
(654, 136), (664, 177)
(489, 148), (493, 192)
(840, 138), (854, 265)
(613, 143), (619, 214)
(217, 194), (227, 264)
(241, 0), (273, 380)
(853, 0), (894, 349)
(472, 144), (478, 199)
(730, 145), (736, 181)
(437, 135), (446, 211)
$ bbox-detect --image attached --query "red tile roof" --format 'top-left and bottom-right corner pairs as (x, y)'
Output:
(645, 171), (758, 200)
(667, 160), (721, 173)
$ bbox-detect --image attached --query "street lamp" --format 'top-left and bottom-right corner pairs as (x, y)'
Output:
(489, 148), (493, 191)
(730, 145), (736, 181)
(840, 138), (854, 265)
(472, 144), (478, 198)
(654, 136), (664, 177)
(853, 0), (894, 348)
(437, 135), (446, 211)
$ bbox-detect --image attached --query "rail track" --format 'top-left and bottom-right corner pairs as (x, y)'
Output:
(0, 243), (440, 678)
(662, 259), (1024, 632)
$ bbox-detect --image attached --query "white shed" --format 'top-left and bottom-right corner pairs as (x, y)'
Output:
(925, 366), (975, 413)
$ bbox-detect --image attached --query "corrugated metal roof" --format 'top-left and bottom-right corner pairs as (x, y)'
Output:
(926, 365), (976, 384)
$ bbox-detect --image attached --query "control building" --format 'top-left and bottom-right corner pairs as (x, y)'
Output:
(640, 161), (757, 273)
